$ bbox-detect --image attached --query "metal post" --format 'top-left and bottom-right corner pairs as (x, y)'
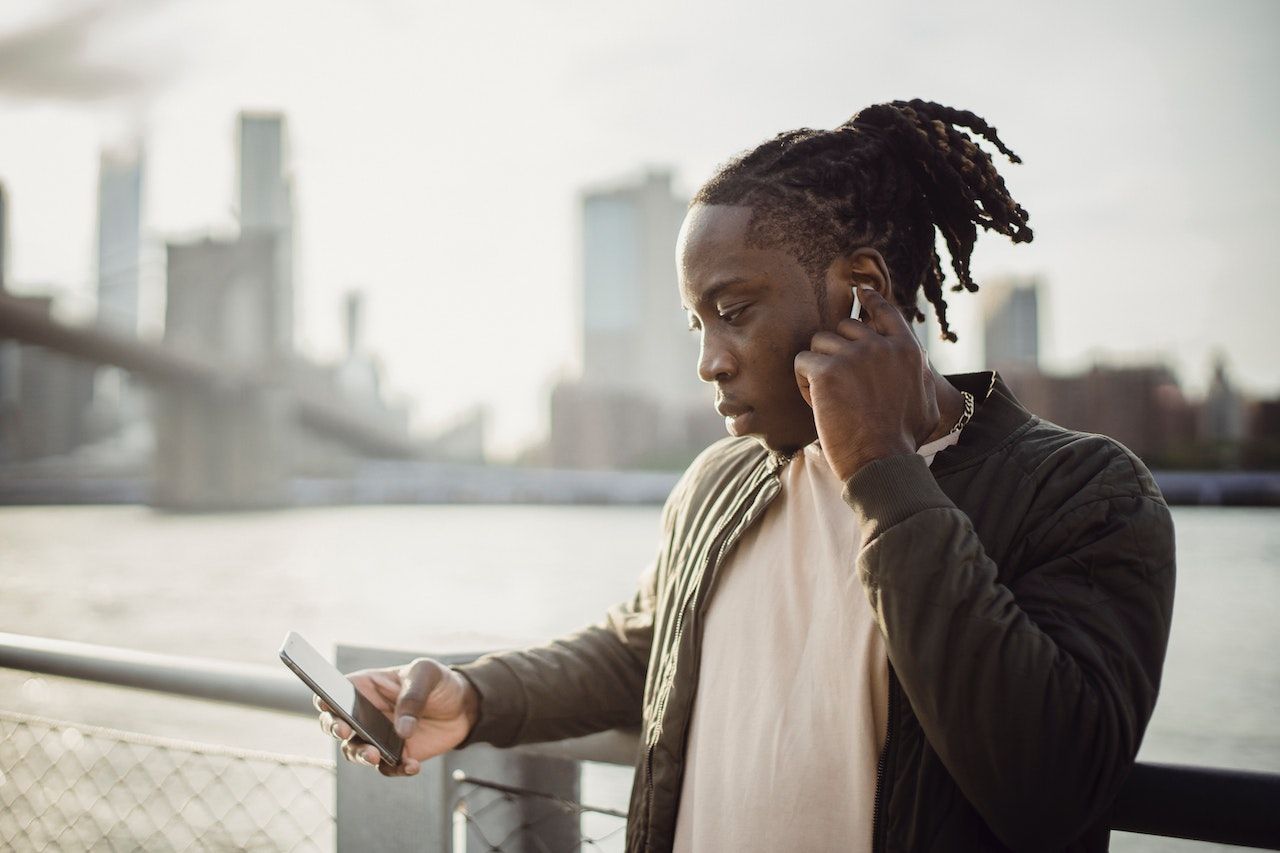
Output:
(334, 644), (583, 853)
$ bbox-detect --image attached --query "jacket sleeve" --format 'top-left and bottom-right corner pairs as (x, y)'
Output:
(842, 450), (1176, 852)
(452, 558), (657, 747)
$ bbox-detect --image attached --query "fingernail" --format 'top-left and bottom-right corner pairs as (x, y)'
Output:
(396, 715), (415, 737)
(405, 761), (419, 776)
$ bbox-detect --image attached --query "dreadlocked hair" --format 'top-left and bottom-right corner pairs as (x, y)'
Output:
(691, 99), (1033, 342)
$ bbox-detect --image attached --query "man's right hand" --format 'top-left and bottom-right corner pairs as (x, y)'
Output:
(316, 658), (480, 777)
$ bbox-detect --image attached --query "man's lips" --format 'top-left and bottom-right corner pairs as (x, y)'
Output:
(715, 400), (752, 418)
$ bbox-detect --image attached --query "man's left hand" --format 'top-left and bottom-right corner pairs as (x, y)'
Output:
(793, 286), (939, 481)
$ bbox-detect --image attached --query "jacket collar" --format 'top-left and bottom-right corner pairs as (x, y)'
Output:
(931, 371), (1035, 475)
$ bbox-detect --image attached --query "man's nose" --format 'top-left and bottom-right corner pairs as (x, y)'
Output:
(698, 332), (736, 383)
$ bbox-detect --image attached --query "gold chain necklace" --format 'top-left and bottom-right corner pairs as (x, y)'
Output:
(948, 390), (975, 435)
(789, 389), (976, 466)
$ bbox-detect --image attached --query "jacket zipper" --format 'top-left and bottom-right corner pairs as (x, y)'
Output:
(643, 464), (778, 851)
(871, 663), (898, 853)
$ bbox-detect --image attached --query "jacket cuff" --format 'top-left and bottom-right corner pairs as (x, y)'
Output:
(841, 452), (954, 544)
(451, 656), (527, 748)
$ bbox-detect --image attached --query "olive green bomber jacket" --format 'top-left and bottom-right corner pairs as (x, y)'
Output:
(455, 372), (1177, 852)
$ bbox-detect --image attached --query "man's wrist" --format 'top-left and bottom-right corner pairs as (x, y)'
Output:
(834, 442), (915, 482)
(461, 679), (481, 732)
(841, 453), (953, 542)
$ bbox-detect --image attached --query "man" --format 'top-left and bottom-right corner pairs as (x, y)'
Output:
(319, 100), (1176, 852)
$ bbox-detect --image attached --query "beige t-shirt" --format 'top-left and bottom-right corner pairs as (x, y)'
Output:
(672, 432), (960, 852)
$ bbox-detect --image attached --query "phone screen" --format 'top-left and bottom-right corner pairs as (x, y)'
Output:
(279, 631), (402, 765)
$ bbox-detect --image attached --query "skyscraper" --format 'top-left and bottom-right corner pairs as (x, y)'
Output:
(550, 169), (721, 468)
(581, 169), (702, 406)
(96, 146), (143, 334)
(238, 112), (294, 353)
(982, 277), (1041, 374)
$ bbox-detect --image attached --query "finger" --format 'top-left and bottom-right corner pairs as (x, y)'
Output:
(340, 736), (379, 768)
(809, 329), (861, 355)
(857, 286), (913, 338)
(369, 671), (401, 695)
(351, 674), (397, 714)
(395, 659), (445, 738)
(313, 694), (331, 715)
(793, 350), (830, 407)
(833, 317), (878, 342)
(379, 756), (421, 778)
(793, 349), (831, 380)
(317, 707), (353, 740)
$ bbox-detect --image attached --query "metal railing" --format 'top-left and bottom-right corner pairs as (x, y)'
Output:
(3, 632), (1279, 851)
(451, 770), (627, 852)
(0, 710), (334, 851)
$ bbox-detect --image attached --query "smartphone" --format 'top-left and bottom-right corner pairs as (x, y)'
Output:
(279, 631), (403, 766)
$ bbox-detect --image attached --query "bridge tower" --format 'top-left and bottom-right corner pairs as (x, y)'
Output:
(154, 234), (290, 509)
(153, 114), (297, 510)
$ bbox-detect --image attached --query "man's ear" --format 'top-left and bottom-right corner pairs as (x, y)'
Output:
(823, 248), (895, 315)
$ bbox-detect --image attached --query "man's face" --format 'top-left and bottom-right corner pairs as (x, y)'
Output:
(677, 203), (834, 455)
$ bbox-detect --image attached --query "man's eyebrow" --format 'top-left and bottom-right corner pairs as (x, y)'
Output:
(688, 277), (753, 309)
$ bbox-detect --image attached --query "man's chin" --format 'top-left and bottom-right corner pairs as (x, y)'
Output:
(731, 417), (816, 456)
(723, 410), (755, 437)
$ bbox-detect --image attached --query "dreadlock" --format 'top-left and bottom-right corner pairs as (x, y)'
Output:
(691, 99), (1033, 342)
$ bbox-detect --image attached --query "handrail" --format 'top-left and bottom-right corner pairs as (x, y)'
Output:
(1109, 761), (1280, 848)
(0, 631), (315, 716)
(0, 632), (640, 765)
(3, 632), (1278, 847)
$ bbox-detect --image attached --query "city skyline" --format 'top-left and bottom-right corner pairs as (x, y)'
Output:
(0, 0), (1277, 458)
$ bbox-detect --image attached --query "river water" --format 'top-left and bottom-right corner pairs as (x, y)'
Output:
(2, 504), (1277, 851)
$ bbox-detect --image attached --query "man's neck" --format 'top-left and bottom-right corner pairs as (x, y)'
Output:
(923, 369), (967, 445)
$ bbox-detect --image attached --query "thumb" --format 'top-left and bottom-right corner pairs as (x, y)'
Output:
(394, 658), (443, 738)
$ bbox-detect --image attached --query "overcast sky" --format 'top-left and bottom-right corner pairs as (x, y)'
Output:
(1, 0), (1277, 456)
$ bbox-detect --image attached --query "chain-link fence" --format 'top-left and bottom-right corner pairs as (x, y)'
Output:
(451, 771), (627, 853)
(0, 710), (334, 852)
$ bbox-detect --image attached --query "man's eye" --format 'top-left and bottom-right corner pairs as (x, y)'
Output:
(719, 305), (748, 323)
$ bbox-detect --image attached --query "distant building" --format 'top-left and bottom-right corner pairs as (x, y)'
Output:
(238, 113), (295, 353)
(1200, 355), (1248, 468)
(96, 147), (143, 335)
(0, 183), (13, 445)
(581, 169), (702, 405)
(982, 277), (1040, 376)
(1245, 397), (1280, 468)
(0, 295), (96, 461)
(0, 181), (9, 290)
(551, 169), (721, 469)
(426, 406), (486, 463)
(89, 147), (147, 443)
(330, 290), (418, 455)
(0, 191), (98, 461)
(1006, 364), (1197, 464)
(551, 382), (662, 470)
(1202, 355), (1247, 444)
